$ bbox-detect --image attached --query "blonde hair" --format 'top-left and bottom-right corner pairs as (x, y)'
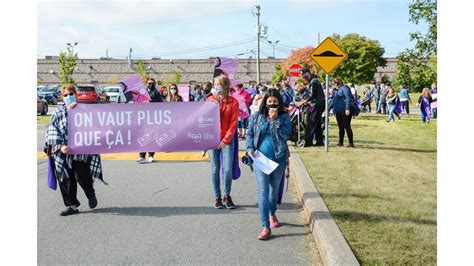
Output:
(214, 75), (230, 97)
(422, 87), (431, 98)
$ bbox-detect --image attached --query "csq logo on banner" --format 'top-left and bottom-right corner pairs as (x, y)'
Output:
(68, 102), (221, 154)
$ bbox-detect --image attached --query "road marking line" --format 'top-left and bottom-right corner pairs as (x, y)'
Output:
(37, 151), (246, 161)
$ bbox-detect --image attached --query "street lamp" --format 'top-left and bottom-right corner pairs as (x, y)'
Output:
(66, 42), (78, 55)
(267, 40), (279, 58)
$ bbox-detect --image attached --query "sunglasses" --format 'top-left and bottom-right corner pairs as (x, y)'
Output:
(63, 92), (74, 97)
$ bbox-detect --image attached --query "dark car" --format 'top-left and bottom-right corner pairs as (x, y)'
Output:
(37, 85), (59, 105)
(37, 94), (48, 115)
(76, 85), (99, 103)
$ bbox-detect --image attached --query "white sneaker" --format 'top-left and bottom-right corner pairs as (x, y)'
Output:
(136, 157), (146, 163)
(148, 156), (155, 163)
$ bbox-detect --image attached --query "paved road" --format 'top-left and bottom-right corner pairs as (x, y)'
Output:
(37, 129), (321, 264)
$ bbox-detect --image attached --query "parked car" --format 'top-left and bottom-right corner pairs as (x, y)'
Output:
(103, 86), (127, 103)
(76, 85), (99, 103)
(96, 87), (109, 103)
(37, 85), (59, 105)
(37, 94), (48, 115)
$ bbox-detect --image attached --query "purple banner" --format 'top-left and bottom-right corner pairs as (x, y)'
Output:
(68, 102), (221, 154)
(178, 84), (190, 102)
(120, 74), (150, 103)
(214, 56), (239, 82)
(288, 77), (297, 88)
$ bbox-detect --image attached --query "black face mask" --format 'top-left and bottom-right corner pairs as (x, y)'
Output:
(266, 104), (279, 109)
(147, 84), (156, 90)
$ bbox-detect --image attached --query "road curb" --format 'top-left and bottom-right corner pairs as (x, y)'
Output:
(288, 146), (359, 266)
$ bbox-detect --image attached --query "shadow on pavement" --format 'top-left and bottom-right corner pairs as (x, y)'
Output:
(81, 202), (302, 218)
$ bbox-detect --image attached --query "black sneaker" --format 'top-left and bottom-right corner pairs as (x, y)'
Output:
(337, 143), (344, 147)
(89, 196), (98, 209)
(223, 195), (236, 209)
(60, 207), (79, 216)
(214, 198), (224, 209)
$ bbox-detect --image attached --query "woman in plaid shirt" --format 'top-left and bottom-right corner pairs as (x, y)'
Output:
(44, 84), (105, 216)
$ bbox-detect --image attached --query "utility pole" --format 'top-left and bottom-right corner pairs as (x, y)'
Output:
(106, 49), (109, 59)
(256, 5), (261, 84)
(128, 48), (132, 68)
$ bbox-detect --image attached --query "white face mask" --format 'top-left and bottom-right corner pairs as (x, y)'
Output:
(170, 88), (177, 94)
(211, 86), (223, 95)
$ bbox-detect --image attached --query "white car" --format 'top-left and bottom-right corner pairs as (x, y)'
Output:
(103, 86), (126, 103)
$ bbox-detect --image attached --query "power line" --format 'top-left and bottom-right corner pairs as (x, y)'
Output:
(109, 38), (255, 59)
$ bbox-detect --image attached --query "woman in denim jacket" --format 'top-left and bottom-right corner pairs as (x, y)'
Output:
(246, 89), (292, 240)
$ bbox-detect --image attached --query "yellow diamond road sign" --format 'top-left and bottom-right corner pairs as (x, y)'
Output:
(310, 37), (348, 74)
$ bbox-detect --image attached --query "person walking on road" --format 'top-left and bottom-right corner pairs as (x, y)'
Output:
(417, 87), (433, 123)
(386, 86), (399, 122)
(137, 77), (163, 163)
(206, 75), (239, 209)
(399, 85), (411, 116)
(331, 77), (355, 147)
(246, 88), (292, 240)
(379, 84), (388, 115)
(373, 81), (381, 114)
(44, 84), (105, 216)
(232, 83), (252, 139)
(430, 83), (438, 119)
(296, 68), (325, 147)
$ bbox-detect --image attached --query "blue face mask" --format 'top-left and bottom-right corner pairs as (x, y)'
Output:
(64, 95), (76, 106)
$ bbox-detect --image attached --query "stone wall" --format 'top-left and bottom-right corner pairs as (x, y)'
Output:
(37, 57), (397, 86)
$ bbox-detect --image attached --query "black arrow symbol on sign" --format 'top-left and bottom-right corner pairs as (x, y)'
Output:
(314, 51), (344, 57)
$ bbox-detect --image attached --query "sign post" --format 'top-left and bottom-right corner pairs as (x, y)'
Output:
(310, 37), (348, 152)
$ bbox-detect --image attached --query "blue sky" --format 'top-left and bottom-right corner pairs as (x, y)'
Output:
(37, 0), (427, 59)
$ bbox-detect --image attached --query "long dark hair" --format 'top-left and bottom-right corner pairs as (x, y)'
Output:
(258, 88), (285, 116)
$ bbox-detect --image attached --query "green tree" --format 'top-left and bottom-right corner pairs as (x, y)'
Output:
(271, 63), (285, 85)
(172, 68), (182, 84)
(393, 0), (437, 92)
(58, 46), (78, 85)
(331, 33), (387, 84)
(136, 60), (147, 83)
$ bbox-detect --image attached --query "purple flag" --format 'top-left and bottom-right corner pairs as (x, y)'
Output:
(288, 77), (297, 88)
(178, 85), (190, 102)
(219, 131), (241, 181)
(68, 102), (221, 154)
(47, 158), (57, 190)
(120, 74), (150, 103)
(214, 57), (239, 82)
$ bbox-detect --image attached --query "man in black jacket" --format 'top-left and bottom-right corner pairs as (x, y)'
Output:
(296, 68), (325, 147)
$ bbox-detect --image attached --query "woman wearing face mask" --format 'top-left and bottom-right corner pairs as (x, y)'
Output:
(206, 75), (239, 209)
(137, 77), (163, 163)
(165, 84), (183, 102)
(44, 84), (105, 216)
(246, 88), (292, 240)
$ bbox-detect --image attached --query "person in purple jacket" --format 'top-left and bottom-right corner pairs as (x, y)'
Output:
(417, 88), (433, 123)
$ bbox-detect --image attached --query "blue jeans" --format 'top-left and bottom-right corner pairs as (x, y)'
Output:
(421, 110), (430, 123)
(375, 98), (381, 112)
(209, 138), (235, 198)
(387, 103), (396, 121)
(255, 158), (287, 228)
